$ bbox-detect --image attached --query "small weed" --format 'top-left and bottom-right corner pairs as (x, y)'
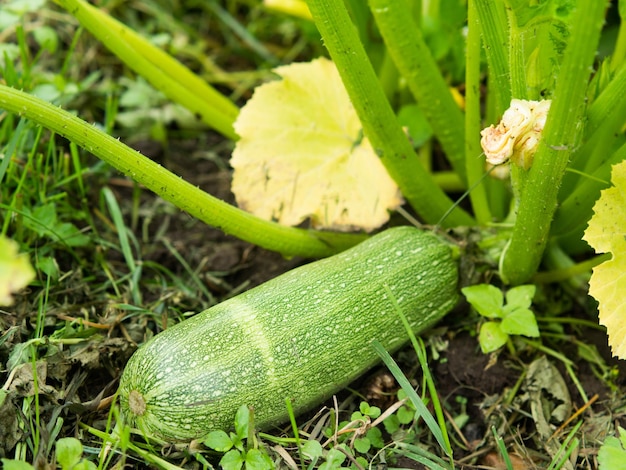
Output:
(462, 284), (540, 353)
(204, 405), (274, 470)
(1, 437), (97, 470)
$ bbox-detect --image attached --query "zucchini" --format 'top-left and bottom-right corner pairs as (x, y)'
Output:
(118, 226), (458, 441)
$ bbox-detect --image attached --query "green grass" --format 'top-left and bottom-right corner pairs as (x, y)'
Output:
(1, 0), (625, 468)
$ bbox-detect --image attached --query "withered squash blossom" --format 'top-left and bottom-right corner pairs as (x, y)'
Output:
(480, 99), (551, 170)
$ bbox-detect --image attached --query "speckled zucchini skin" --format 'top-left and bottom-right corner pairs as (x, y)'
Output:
(118, 226), (458, 441)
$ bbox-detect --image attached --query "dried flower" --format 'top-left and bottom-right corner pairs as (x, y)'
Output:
(480, 99), (551, 170)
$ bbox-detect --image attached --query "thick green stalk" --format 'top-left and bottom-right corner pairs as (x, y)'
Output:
(500, 0), (609, 285)
(474, 0), (510, 114)
(368, 0), (467, 183)
(305, 0), (474, 227)
(54, 0), (239, 140)
(503, 1), (531, 208)
(0, 85), (365, 257)
(465, 0), (492, 224)
(505, 7), (528, 100)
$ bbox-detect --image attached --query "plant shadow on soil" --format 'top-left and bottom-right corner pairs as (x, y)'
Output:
(2, 135), (626, 468)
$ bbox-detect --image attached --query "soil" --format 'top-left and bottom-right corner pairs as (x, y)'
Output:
(3, 134), (626, 468)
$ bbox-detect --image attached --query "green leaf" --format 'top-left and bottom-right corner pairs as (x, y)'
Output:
(7, 341), (32, 370)
(366, 427), (385, 449)
(73, 461), (97, 470)
(244, 449), (272, 470)
(301, 440), (323, 461)
(32, 25), (58, 53)
(620, 427), (626, 449)
(505, 0), (575, 95)
(461, 284), (504, 318)
(598, 434), (626, 469)
(396, 404), (415, 424)
(31, 203), (58, 231)
(501, 308), (540, 338)
(0, 459), (35, 470)
(359, 401), (381, 419)
(319, 447), (347, 470)
(22, 203), (89, 247)
(52, 222), (90, 247)
(383, 414), (400, 434)
(56, 437), (83, 470)
(220, 449), (244, 470)
(36, 256), (59, 281)
(353, 437), (371, 454)
(350, 410), (364, 421)
(204, 430), (234, 452)
(478, 321), (509, 353)
(234, 405), (250, 441)
(505, 284), (536, 310)
(396, 104), (433, 147)
(230, 432), (245, 453)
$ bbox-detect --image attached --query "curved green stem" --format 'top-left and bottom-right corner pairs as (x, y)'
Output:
(535, 251), (609, 285)
(500, 0), (609, 285)
(305, 0), (474, 228)
(54, 0), (239, 140)
(368, 0), (467, 184)
(0, 85), (366, 257)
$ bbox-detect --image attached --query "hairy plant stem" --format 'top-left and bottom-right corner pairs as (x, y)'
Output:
(54, 0), (239, 140)
(500, 0), (610, 285)
(465, 0), (492, 224)
(505, 7), (528, 100)
(474, 0), (510, 114)
(503, 1), (531, 222)
(305, 0), (474, 228)
(368, 0), (467, 184)
(469, 0), (511, 221)
(0, 85), (366, 257)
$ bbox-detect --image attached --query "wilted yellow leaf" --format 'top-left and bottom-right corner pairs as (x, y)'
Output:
(0, 237), (35, 306)
(231, 57), (403, 232)
(583, 160), (626, 358)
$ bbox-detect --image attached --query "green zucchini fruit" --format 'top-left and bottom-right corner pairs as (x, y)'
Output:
(118, 226), (458, 441)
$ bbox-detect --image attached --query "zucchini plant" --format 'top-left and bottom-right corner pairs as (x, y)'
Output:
(1, 0), (625, 461)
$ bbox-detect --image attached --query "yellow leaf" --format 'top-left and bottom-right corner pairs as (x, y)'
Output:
(0, 237), (35, 306)
(231, 57), (403, 232)
(263, 0), (312, 20)
(583, 160), (626, 358)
